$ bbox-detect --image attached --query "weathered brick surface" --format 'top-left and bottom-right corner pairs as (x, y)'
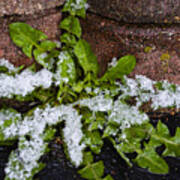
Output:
(88, 0), (180, 23)
(81, 14), (180, 84)
(0, 0), (64, 17)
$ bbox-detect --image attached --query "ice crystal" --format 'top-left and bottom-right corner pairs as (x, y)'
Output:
(108, 57), (117, 68)
(38, 52), (48, 59)
(0, 68), (53, 98)
(0, 58), (18, 72)
(62, 105), (85, 167)
(0, 109), (21, 139)
(151, 81), (180, 109)
(4, 104), (85, 179)
(54, 52), (70, 85)
(77, 94), (113, 112)
(109, 101), (149, 130)
(66, 0), (88, 11)
(119, 75), (180, 109)
(5, 137), (47, 180)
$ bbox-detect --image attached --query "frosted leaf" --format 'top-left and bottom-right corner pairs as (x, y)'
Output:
(136, 75), (155, 93)
(108, 57), (117, 68)
(77, 94), (113, 112)
(84, 3), (90, 10)
(0, 109), (21, 139)
(38, 52), (48, 59)
(0, 58), (18, 72)
(71, 0), (87, 10)
(119, 75), (180, 109)
(62, 105), (85, 167)
(119, 76), (138, 98)
(5, 104), (85, 179)
(109, 100), (149, 130)
(85, 87), (92, 93)
(93, 87), (100, 94)
(54, 40), (62, 48)
(5, 137), (48, 180)
(151, 81), (180, 110)
(54, 52), (71, 85)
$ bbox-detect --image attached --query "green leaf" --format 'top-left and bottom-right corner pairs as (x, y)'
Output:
(110, 138), (132, 167)
(33, 49), (59, 69)
(103, 175), (114, 180)
(121, 123), (154, 143)
(56, 51), (76, 84)
(0, 66), (8, 73)
(114, 123), (154, 154)
(134, 146), (169, 174)
(74, 39), (99, 75)
(60, 33), (77, 47)
(62, 0), (87, 18)
(82, 151), (94, 165)
(43, 128), (56, 141)
(78, 161), (104, 180)
(112, 123), (153, 153)
(9, 22), (47, 58)
(60, 16), (82, 38)
(103, 124), (119, 138)
(162, 127), (180, 157)
(40, 40), (57, 51)
(156, 121), (170, 137)
(73, 81), (84, 93)
(33, 50), (50, 69)
(149, 121), (180, 157)
(101, 55), (136, 81)
(83, 131), (103, 154)
(88, 112), (106, 131)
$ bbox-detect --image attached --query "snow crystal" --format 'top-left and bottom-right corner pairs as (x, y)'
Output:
(0, 109), (21, 139)
(5, 137), (48, 180)
(77, 94), (113, 112)
(62, 105), (85, 167)
(54, 52), (70, 85)
(0, 58), (18, 72)
(108, 57), (118, 68)
(54, 40), (61, 48)
(151, 80), (180, 109)
(136, 75), (155, 93)
(0, 68), (53, 98)
(119, 75), (180, 110)
(109, 101), (149, 130)
(5, 104), (85, 179)
(38, 52), (48, 59)
(68, 0), (88, 11)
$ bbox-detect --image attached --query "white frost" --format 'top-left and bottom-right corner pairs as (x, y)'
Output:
(109, 101), (149, 130)
(108, 57), (118, 68)
(5, 104), (85, 180)
(0, 58), (18, 72)
(77, 94), (113, 112)
(0, 68), (53, 98)
(119, 75), (180, 109)
(0, 109), (21, 139)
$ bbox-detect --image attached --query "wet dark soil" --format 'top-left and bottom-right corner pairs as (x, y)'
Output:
(0, 112), (180, 180)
